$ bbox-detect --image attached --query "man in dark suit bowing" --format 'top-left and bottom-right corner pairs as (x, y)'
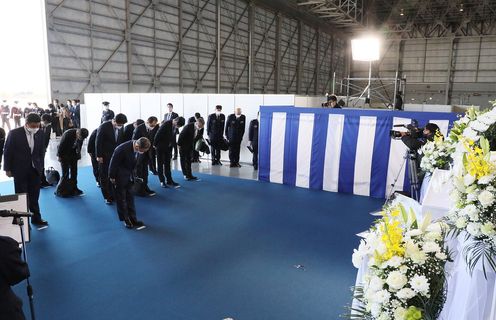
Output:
(178, 117), (204, 181)
(154, 116), (185, 188)
(109, 137), (151, 230)
(95, 113), (127, 205)
(225, 107), (246, 167)
(146, 116), (159, 174)
(87, 128), (99, 187)
(207, 105), (225, 165)
(132, 119), (156, 196)
(55, 128), (89, 197)
(3, 113), (48, 226)
(163, 103), (179, 160)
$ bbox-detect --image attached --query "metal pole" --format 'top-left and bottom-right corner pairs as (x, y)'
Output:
(332, 71), (336, 94)
(393, 70), (398, 109)
(367, 60), (372, 107)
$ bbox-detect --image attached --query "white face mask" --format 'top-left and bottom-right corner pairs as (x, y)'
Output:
(104, 106), (109, 110)
(235, 114), (241, 118)
(27, 127), (39, 134)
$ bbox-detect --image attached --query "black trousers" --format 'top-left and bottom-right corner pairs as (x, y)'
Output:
(13, 168), (42, 221)
(228, 141), (241, 164)
(148, 148), (157, 172)
(172, 136), (178, 157)
(135, 154), (149, 185)
(252, 142), (258, 167)
(61, 158), (78, 183)
(179, 147), (193, 178)
(114, 181), (136, 221)
(99, 158), (114, 201)
(1, 115), (10, 130)
(13, 116), (21, 128)
(211, 147), (221, 163)
(90, 155), (99, 182)
(157, 147), (174, 183)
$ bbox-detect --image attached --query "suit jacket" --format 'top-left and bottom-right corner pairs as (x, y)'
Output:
(3, 126), (45, 176)
(225, 114), (246, 143)
(178, 123), (201, 150)
(42, 124), (52, 149)
(109, 141), (138, 186)
(132, 123), (147, 140)
(147, 125), (159, 145)
(249, 119), (259, 143)
(57, 128), (84, 161)
(123, 123), (135, 142)
(95, 121), (123, 160)
(163, 112), (178, 122)
(207, 113), (225, 142)
(0, 236), (29, 320)
(153, 120), (175, 151)
(87, 129), (97, 155)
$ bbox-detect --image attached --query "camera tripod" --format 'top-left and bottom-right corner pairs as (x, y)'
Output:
(386, 149), (421, 202)
(4, 210), (36, 320)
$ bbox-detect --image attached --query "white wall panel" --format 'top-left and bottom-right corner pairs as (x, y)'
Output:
(120, 93), (141, 123)
(83, 93), (103, 132)
(263, 94), (295, 106)
(140, 94), (161, 121)
(183, 94), (208, 122)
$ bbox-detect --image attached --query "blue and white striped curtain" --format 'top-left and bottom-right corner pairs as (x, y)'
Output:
(259, 107), (459, 198)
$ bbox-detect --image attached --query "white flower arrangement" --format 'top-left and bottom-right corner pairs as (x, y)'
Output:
(419, 134), (455, 174)
(448, 102), (496, 274)
(350, 204), (450, 320)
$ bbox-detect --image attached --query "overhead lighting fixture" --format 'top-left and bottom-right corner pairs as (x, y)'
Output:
(459, 4), (464, 12)
(351, 36), (381, 62)
(400, 9), (404, 16)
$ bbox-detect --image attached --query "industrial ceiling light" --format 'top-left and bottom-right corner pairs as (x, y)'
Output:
(400, 8), (404, 16)
(459, 3), (464, 12)
(351, 35), (381, 62)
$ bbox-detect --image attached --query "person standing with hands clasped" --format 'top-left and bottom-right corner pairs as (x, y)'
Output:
(3, 113), (48, 226)
(109, 137), (151, 230)
(226, 107), (246, 167)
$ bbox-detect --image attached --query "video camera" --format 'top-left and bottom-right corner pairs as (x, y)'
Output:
(390, 119), (421, 140)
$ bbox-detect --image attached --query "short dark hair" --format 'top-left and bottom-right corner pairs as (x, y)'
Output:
(328, 95), (338, 102)
(175, 116), (185, 127)
(215, 105), (222, 111)
(41, 114), (51, 122)
(26, 113), (41, 124)
(147, 116), (158, 123)
(194, 112), (201, 118)
(78, 128), (89, 139)
(114, 113), (127, 125)
(135, 137), (151, 150)
(425, 123), (440, 134)
(167, 103), (173, 108)
(136, 119), (145, 126)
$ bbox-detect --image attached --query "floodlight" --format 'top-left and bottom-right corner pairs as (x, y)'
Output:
(351, 36), (381, 62)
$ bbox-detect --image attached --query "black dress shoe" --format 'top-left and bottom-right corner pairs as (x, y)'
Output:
(167, 182), (181, 189)
(124, 218), (134, 229)
(230, 163), (236, 168)
(105, 199), (113, 205)
(186, 176), (199, 181)
(130, 218), (146, 230)
(160, 182), (167, 188)
(254, 165), (258, 170)
(146, 190), (156, 196)
(236, 163), (242, 168)
(40, 181), (52, 188)
(31, 218), (49, 226)
(74, 189), (84, 196)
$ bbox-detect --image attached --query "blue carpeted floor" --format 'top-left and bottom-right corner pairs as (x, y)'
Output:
(4, 167), (382, 320)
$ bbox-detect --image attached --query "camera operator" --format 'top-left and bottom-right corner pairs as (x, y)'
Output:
(399, 123), (440, 151)
(0, 235), (30, 320)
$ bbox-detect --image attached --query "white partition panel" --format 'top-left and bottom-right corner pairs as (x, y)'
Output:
(263, 94), (295, 106)
(120, 93), (141, 123)
(83, 93), (103, 132)
(295, 96), (309, 107)
(140, 94), (161, 121)
(208, 94), (235, 114)
(160, 94), (184, 121)
(183, 94), (208, 121)
(100, 93), (122, 114)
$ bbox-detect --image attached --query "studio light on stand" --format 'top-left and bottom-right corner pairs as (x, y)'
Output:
(351, 35), (381, 107)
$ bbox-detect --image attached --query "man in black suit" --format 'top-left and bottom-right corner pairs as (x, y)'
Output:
(71, 99), (81, 128)
(109, 137), (151, 229)
(146, 116), (159, 174)
(249, 114), (259, 170)
(132, 120), (156, 196)
(154, 117), (185, 188)
(178, 117), (204, 181)
(3, 113), (48, 226)
(226, 107), (246, 167)
(207, 105), (225, 165)
(123, 120), (140, 142)
(163, 103), (179, 159)
(87, 128), (99, 187)
(95, 113), (128, 205)
(0, 236), (30, 320)
(56, 128), (89, 197)
(101, 101), (115, 123)
(189, 112), (202, 163)
(40, 114), (53, 187)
